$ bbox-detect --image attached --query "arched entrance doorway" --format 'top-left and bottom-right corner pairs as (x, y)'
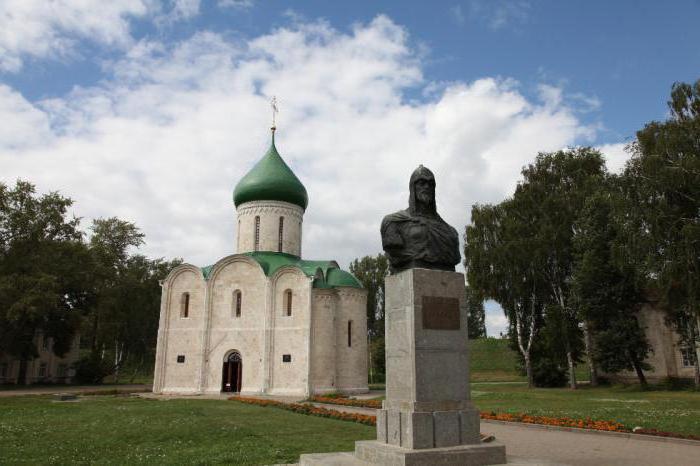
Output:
(222, 351), (242, 392)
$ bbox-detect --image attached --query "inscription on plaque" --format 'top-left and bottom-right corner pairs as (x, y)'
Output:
(422, 296), (460, 330)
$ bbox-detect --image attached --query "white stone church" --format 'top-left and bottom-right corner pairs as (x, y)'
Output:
(153, 129), (368, 397)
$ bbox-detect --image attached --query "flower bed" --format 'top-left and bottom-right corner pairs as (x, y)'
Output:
(481, 411), (700, 441)
(310, 395), (382, 409)
(231, 396), (376, 426)
(480, 411), (626, 432)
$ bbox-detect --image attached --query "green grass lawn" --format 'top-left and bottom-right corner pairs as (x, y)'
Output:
(1, 387), (698, 465)
(471, 383), (700, 436)
(0, 395), (373, 465)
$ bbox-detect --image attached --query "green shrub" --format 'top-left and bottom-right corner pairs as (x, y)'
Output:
(532, 358), (567, 387)
(72, 356), (112, 384)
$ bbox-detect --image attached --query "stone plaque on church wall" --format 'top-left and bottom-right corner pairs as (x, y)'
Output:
(422, 296), (460, 330)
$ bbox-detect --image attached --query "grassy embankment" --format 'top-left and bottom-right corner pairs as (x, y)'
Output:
(469, 337), (590, 383)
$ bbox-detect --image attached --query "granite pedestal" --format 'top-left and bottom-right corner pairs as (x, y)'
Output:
(301, 269), (506, 465)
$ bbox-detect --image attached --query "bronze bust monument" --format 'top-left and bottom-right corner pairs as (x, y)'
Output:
(381, 165), (461, 273)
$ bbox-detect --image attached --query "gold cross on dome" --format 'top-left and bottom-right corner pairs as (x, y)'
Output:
(271, 96), (278, 129)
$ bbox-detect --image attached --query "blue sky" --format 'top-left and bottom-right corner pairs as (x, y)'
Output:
(7, 1), (700, 140)
(1, 0), (698, 335)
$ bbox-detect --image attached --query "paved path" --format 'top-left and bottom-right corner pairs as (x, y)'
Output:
(0, 384), (149, 397)
(485, 421), (699, 466)
(303, 402), (699, 466)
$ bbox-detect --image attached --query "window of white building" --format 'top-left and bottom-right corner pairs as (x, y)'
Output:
(181, 292), (190, 318)
(38, 362), (47, 378)
(680, 347), (696, 367)
(284, 289), (292, 316)
(233, 290), (242, 318)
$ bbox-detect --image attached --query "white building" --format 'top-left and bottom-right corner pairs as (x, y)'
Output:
(0, 333), (79, 385)
(153, 129), (368, 396)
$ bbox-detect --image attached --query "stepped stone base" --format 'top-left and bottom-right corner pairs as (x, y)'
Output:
(300, 450), (568, 466)
(300, 440), (507, 466)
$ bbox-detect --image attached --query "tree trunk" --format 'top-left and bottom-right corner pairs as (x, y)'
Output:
(631, 357), (648, 387)
(566, 350), (577, 389)
(524, 353), (533, 388)
(129, 354), (144, 384)
(114, 340), (121, 384)
(694, 317), (700, 389)
(582, 321), (598, 386)
(91, 312), (99, 354)
(367, 336), (374, 385)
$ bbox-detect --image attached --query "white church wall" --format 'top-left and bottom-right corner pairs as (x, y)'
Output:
(335, 288), (369, 394)
(203, 257), (268, 393)
(155, 266), (206, 394)
(236, 201), (303, 256)
(269, 267), (312, 395)
(310, 290), (338, 393)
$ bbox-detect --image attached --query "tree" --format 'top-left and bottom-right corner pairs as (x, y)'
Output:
(571, 191), (652, 386)
(515, 148), (607, 388)
(623, 79), (700, 387)
(465, 201), (545, 388)
(0, 180), (91, 384)
(466, 286), (487, 339)
(349, 254), (389, 382)
(106, 255), (181, 381)
(76, 217), (180, 383)
(85, 217), (144, 360)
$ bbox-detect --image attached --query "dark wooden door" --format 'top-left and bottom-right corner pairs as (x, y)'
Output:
(221, 353), (242, 392)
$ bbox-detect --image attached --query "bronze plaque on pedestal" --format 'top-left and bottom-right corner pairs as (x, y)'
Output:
(422, 296), (460, 330)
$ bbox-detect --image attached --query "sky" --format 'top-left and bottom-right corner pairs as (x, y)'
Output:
(1, 0), (699, 336)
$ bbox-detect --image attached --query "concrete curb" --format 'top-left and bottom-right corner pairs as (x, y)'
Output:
(480, 419), (700, 447)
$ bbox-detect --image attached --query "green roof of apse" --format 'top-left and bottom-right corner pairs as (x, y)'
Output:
(233, 134), (308, 210)
(199, 252), (362, 289)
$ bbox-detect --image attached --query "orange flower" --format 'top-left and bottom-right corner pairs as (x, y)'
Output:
(479, 411), (626, 433)
(310, 396), (382, 409)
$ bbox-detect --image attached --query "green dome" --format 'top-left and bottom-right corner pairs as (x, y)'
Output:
(233, 133), (308, 210)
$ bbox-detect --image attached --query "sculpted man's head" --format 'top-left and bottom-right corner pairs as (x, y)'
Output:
(409, 165), (437, 215)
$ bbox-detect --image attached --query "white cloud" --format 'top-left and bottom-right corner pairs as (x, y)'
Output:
(597, 142), (630, 173)
(0, 15), (597, 276)
(218, 0), (254, 9)
(0, 85), (53, 149)
(156, 0), (202, 25)
(467, 0), (531, 30)
(0, 0), (153, 72)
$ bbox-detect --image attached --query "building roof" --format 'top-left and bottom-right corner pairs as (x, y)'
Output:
(233, 132), (309, 210)
(200, 251), (363, 289)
